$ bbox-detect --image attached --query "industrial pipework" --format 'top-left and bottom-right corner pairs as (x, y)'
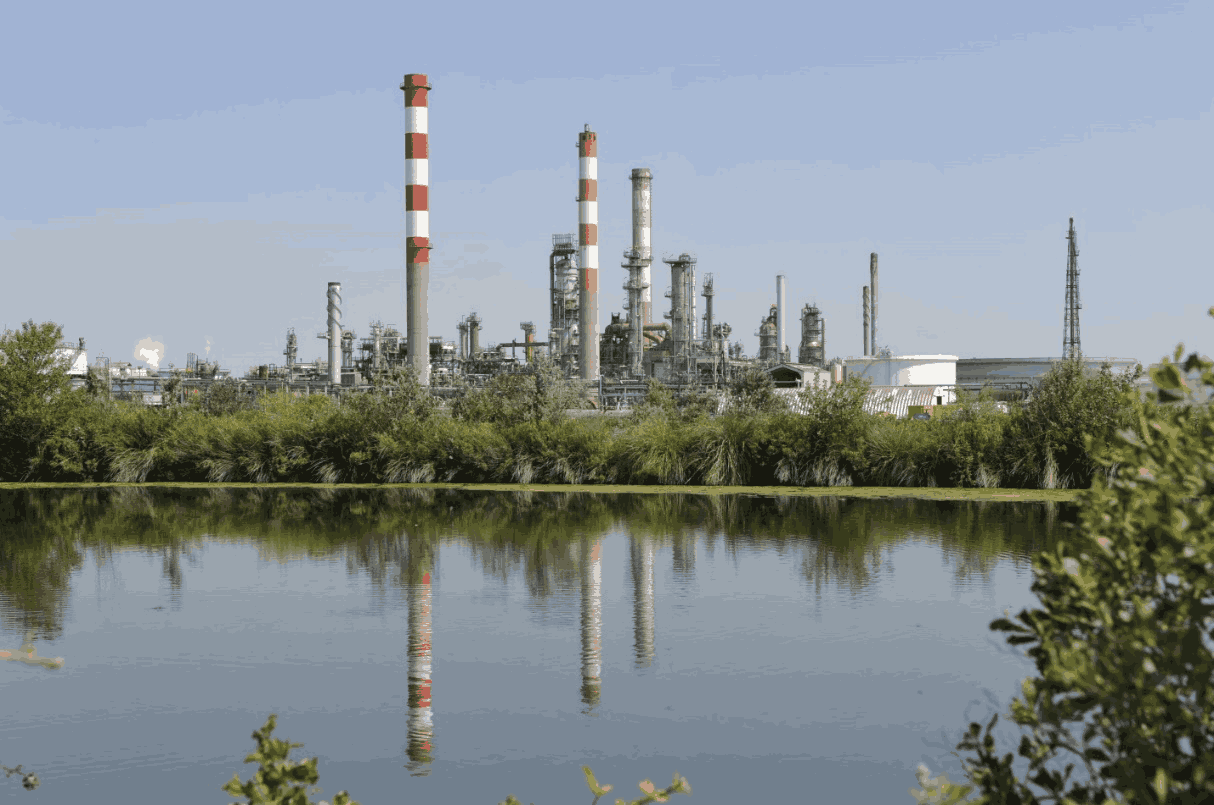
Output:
(776, 274), (787, 359)
(578, 124), (599, 380)
(869, 253), (878, 356)
(402, 73), (432, 385)
(630, 168), (653, 325)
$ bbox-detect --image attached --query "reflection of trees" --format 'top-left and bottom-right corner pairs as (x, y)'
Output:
(0, 489), (1071, 639)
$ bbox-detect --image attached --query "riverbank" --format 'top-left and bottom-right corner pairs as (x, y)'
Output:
(0, 481), (1080, 503)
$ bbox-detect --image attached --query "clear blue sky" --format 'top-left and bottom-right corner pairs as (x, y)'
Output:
(2, 0), (1210, 372)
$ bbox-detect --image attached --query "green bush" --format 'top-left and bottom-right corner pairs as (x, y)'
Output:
(945, 325), (1214, 802)
(0, 321), (79, 480)
(771, 376), (872, 486)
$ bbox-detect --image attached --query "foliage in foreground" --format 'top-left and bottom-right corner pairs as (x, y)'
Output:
(223, 714), (690, 805)
(944, 318), (1214, 803)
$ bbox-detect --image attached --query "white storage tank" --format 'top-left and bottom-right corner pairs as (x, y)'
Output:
(843, 355), (958, 386)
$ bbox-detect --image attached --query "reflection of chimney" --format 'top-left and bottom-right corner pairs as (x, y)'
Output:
(630, 536), (655, 668)
(580, 539), (603, 710)
(406, 568), (434, 774)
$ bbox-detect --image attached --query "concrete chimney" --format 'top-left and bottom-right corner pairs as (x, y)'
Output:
(327, 282), (341, 384)
(578, 125), (599, 380)
(630, 168), (653, 325)
(402, 73), (432, 385)
(863, 285), (870, 356)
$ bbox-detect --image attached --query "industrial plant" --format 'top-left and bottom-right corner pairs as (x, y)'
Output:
(62, 72), (1139, 414)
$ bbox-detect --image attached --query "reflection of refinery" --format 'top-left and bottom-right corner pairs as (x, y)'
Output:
(630, 537), (656, 669)
(406, 566), (435, 775)
(579, 538), (604, 710)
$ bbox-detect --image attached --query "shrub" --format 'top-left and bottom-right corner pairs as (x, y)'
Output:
(1005, 357), (1142, 489)
(771, 376), (871, 486)
(948, 326), (1214, 803)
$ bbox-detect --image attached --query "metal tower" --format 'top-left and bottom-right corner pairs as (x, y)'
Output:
(1062, 218), (1082, 360)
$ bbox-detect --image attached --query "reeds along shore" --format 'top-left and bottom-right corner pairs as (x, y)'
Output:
(6, 346), (1150, 490)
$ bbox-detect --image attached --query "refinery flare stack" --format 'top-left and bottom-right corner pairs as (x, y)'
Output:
(578, 125), (599, 381)
(403, 73), (432, 386)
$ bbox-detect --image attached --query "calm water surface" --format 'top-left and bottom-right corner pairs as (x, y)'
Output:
(0, 488), (1072, 804)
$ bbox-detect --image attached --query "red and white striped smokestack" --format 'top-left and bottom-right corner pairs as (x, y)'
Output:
(402, 73), (431, 386)
(578, 124), (599, 381)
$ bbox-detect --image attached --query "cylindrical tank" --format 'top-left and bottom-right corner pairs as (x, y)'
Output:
(578, 125), (599, 380)
(402, 73), (432, 385)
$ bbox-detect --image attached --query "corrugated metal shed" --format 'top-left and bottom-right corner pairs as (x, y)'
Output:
(862, 386), (953, 419)
(766, 385), (954, 418)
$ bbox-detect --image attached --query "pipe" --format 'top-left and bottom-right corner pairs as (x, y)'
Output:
(402, 73), (431, 385)
(578, 125), (599, 380)
(327, 282), (341, 384)
(869, 252), (878, 356)
(630, 168), (653, 325)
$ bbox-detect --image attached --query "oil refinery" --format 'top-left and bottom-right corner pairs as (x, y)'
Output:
(66, 72), (1140, 414)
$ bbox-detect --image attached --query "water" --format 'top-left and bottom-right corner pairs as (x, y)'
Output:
(0, 488), (1070, 804)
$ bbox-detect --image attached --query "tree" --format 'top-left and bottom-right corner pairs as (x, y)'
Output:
(0, 320), (76, 480)
(952, 315), (1214, 803)
(1008, 357), (1143, 489)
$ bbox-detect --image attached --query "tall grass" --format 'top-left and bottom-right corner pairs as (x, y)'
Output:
(15, 357), (1143, 489)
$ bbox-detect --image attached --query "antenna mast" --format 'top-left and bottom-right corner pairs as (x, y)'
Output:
(1062, 218), (1082, 360)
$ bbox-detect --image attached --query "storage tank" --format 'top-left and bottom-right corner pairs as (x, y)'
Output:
(843, 355), (958, 386)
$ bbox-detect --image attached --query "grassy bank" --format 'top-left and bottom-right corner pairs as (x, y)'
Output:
(0, 480), (1081, 503)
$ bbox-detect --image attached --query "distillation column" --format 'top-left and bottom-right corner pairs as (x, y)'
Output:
(863, 286), (870, 356)
(630, 168), (653, 325)
(622, 250), (647, 377)
(776, 274), (787, 360)
(402, 73), (432, 385)
(578, 125), (599, 380)
(869, 253), (878, 356)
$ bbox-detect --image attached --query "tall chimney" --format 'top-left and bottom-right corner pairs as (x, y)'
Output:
(776, 274), (787, 360)
(578, 125), (599, 380)
(327, 282), (341, 384)
(630, 168), (653, 325)
(863, 286), (870, 356)
(402, 73), (432, 385)
(869, 252), (878, 356)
